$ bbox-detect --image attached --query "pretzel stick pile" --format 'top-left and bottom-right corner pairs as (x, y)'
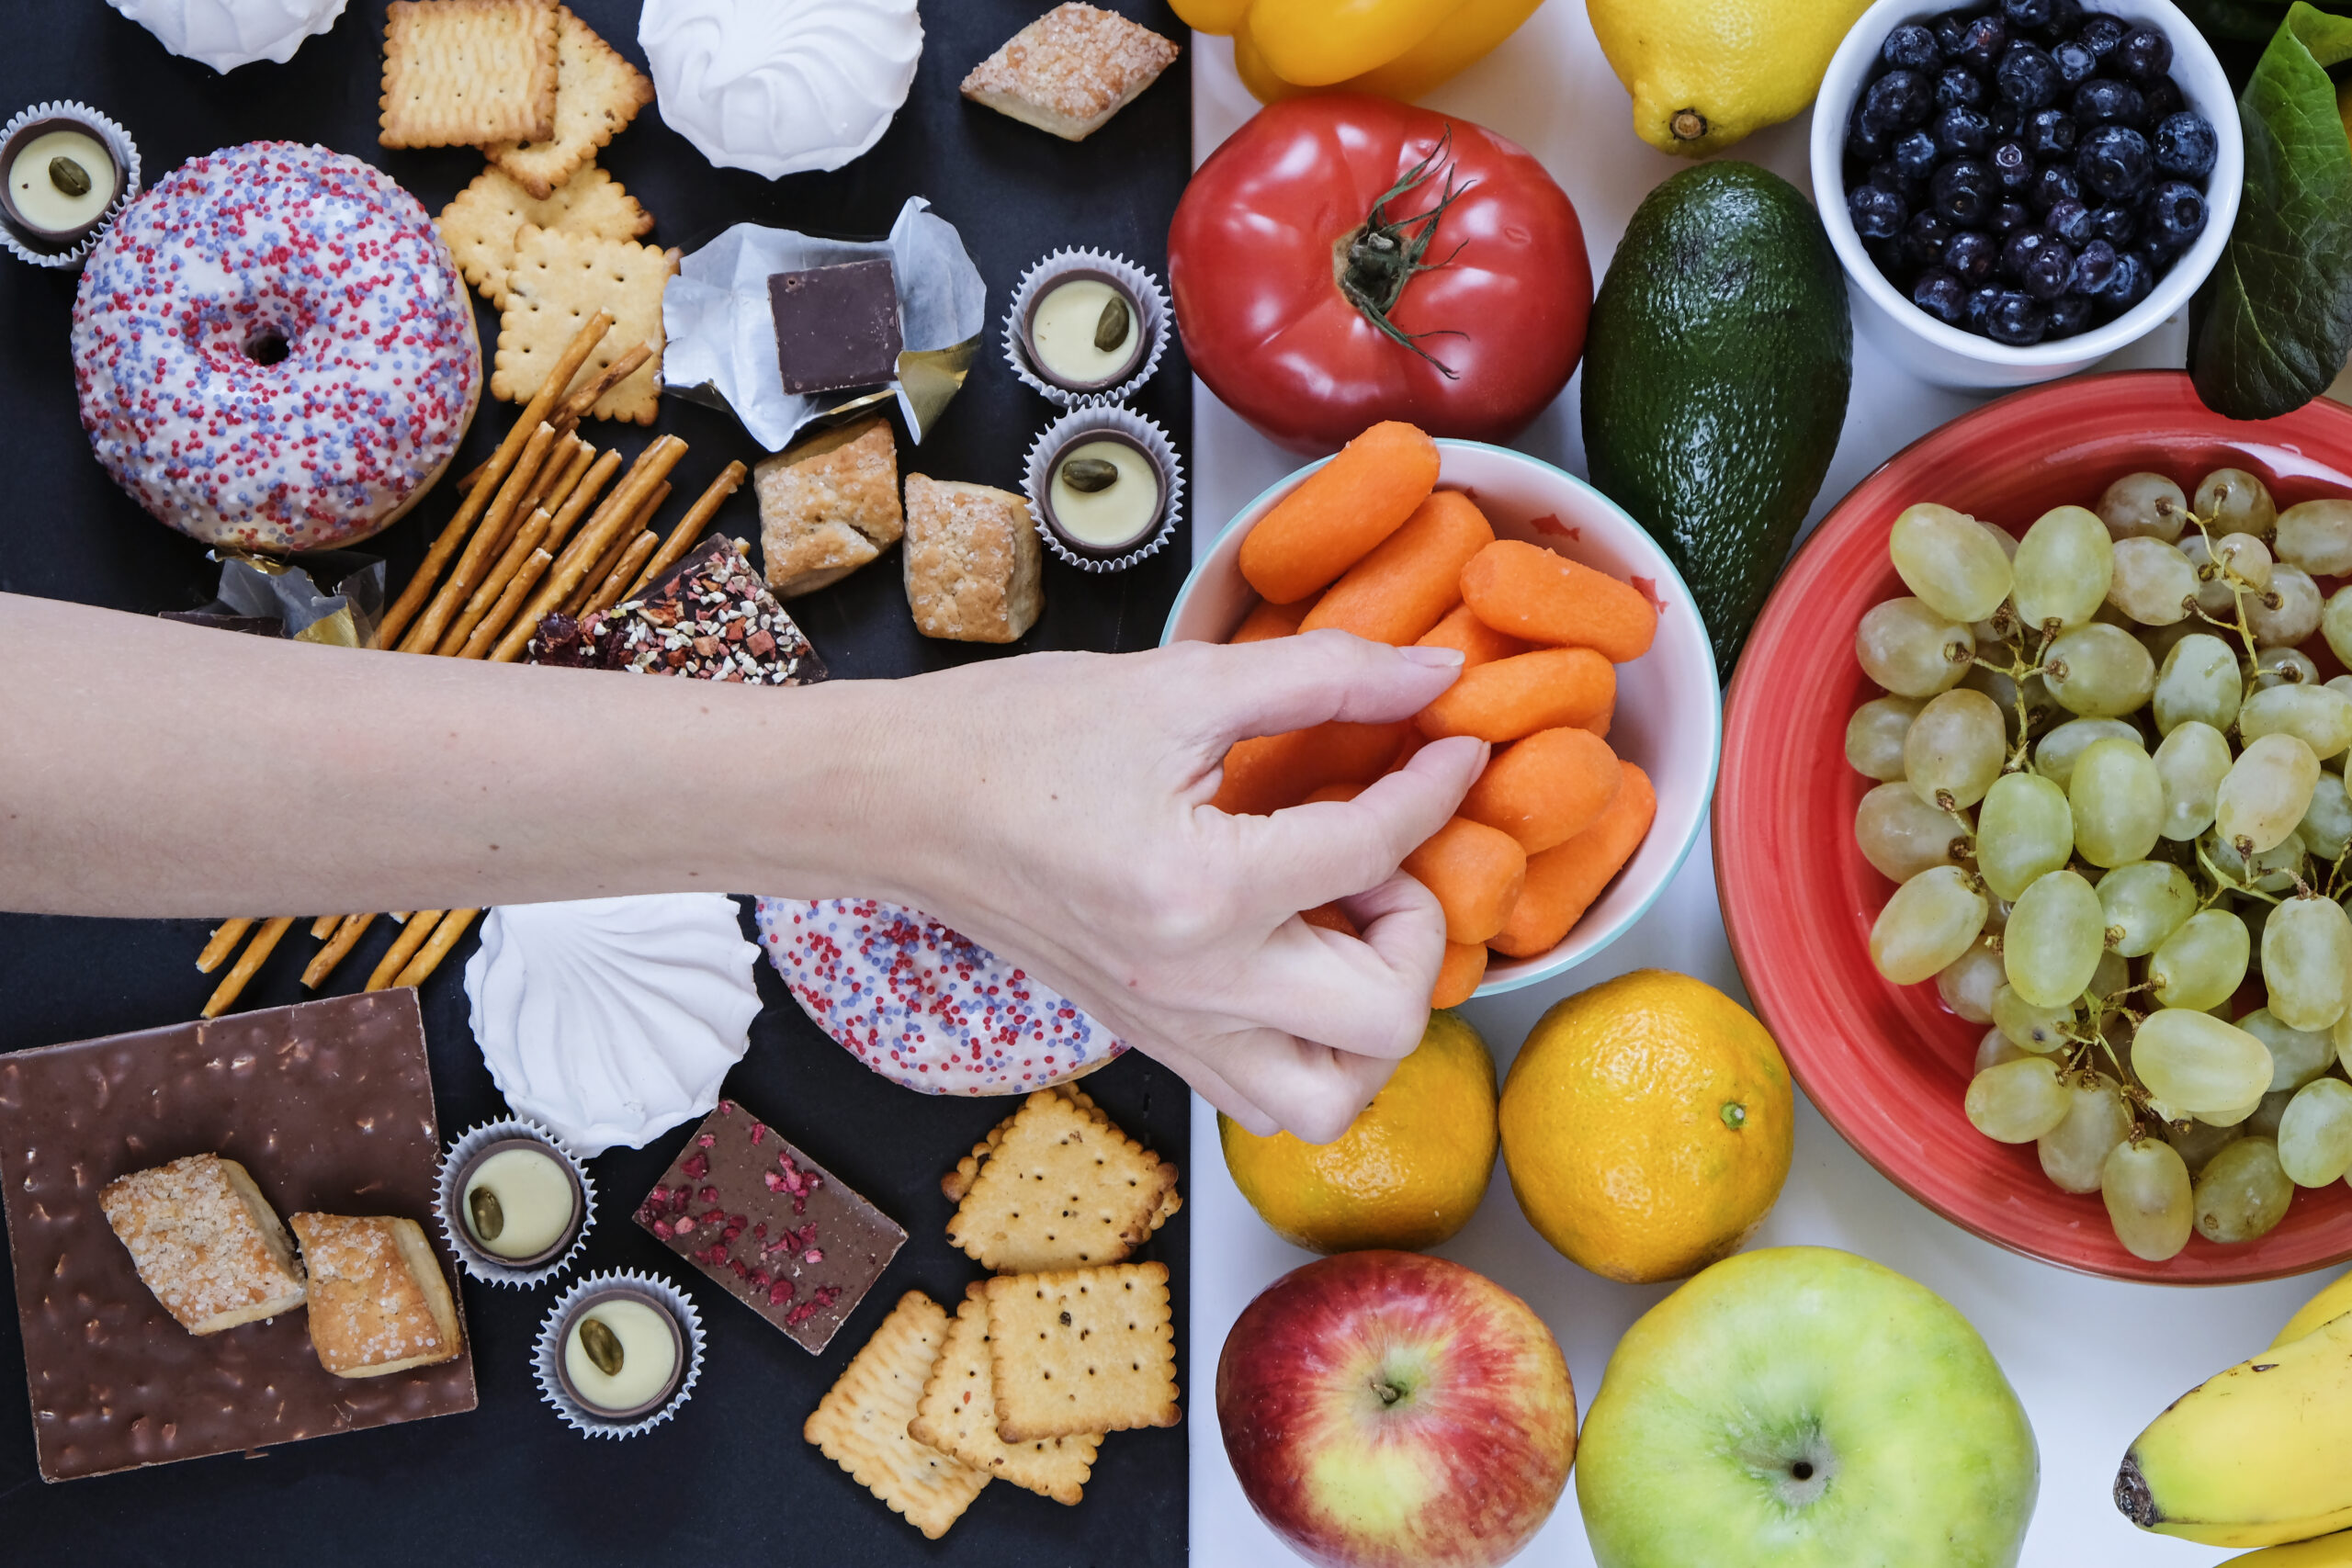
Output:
(197, 315), (750, 1017)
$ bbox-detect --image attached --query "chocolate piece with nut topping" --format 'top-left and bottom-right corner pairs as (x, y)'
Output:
(527, 535), (826, 685)
(634, 1100), (907, 1354)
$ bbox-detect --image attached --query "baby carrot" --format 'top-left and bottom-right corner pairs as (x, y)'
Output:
(1302, 902), (1362, 938)
(1402, 817), (1528, 945)
(1489, 762), (1657, 958)
(1213, 720), (1408, 817)
(1231, 595), (1314, 644)
(1577, 698), (1613, 740)
(1304, 783), (1365, 805)
(1461, 539), (1657, 662)
(1300, 490), (1495, 646)
(1432, 941), (1488, 1008)
(1238, 422), (1442, 604)
(1460, 727), (1623, 854)
(1416, 647), (1614, 743)
(1417, 603), (1530, 669)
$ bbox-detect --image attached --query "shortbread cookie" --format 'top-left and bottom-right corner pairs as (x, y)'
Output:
(289, 1213), (463, 1378)
(946, 1089), (1178, 1273)
(911, 1283), (1100, 1504)
(983, 1263), (1179, 1442)
(961, 4), (1180, 142)
(492, 225), (674, 423)
(486, 6), (654, 198)
(439, 163), (652, 310)
(806, 1292), (991, 1540)
(754, 417), (904, 598)
(99, 1154), (308, 1335)
(379, 0), (560, 149)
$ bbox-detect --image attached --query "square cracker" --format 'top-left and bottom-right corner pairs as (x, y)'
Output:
(946, 1089), (1179, 1271)
(944, 1084), (1182, 1235)
(806, 1292), (991, 1540)
(492, 225), (674, 423)
(439, 162), (652, 310)
(754, 417), (905, 599)
(983, 1263), (1179, 1443)
(380, 0), (560, 150)
(486, 6), (654, 199)
(911, 1284), (1100, 1505)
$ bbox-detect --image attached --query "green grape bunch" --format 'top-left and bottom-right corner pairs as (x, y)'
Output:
(1851, 468), (2352, 1263)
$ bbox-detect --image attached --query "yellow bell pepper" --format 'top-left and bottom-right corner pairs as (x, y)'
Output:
(1175, 0), (1544, 103)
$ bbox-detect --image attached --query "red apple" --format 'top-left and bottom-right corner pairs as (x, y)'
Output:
(1216, 1250), (1577, 1568)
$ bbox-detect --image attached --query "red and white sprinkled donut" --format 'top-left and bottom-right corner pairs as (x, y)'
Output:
(70, 141), (481, 552)
(755, 896), (1125, 1096)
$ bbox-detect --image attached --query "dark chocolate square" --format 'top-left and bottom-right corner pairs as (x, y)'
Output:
(769, 259), (903, 398)
(0, 991), (477, 1481)
(633, 1100), (905, 1354)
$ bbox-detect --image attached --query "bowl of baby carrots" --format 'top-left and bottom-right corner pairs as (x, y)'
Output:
(1165, 422), (1722, 1002)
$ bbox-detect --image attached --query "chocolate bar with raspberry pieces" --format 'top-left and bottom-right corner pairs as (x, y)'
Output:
(526, 535), (827, 685)
(632, 1100), (905, 1353)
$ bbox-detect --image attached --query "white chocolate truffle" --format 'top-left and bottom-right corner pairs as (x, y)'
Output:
(6, 130), (117, 237)
(104, 0), (350, 73)
(563, 1296), (681, 1416)
(1048, 438), (1163, 551)
(639, 0), (922, 179)
(461, 1146), (578, 1261)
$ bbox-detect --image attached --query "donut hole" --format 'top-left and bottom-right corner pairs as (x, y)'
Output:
(242, 329), (291, 367)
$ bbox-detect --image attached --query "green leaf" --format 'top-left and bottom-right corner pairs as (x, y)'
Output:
(2193, 2), (2352, 420)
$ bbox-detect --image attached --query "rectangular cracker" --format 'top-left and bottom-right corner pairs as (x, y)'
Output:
(983, 1263), (1179, 1442)
(492, 225), (674, 423)
(946, 1089), (1179, 1271)
(439, 162), (651, 310)
(379, 0), (559, 150)
(485, 6), (654, 198)
(805, 1292), (991, 1540)
(911, 1283), (1100, 1505)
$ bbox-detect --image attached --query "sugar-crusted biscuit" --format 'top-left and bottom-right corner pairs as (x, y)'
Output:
(99, 1154), (308, 1335)
(379, 0), (560, 150)
(961, 4), (1180, 142)
(983, 1263), (1179, 1442)
(754, 417), (905, 599)
(492, 225), (674, 423)
(288, 1213), (462, 1378)
(806, 1292), (991, 1540)
(902, 475), (1043, 644)
(485, 6), (654, 198)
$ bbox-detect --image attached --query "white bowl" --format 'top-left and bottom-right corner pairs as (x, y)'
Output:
(1810, 0), (2242, 389)
(1162, 440), (1722, 998)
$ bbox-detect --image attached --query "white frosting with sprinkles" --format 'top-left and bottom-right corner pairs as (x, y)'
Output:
(756, 896), (1125, 1096)
(71, 141), (480, 552)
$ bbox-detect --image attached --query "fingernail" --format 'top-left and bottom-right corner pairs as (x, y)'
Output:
(1397, 645), (1464, 669)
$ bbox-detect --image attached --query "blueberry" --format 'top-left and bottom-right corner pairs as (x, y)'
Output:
(2046, 197), (2095, 245)
(2145, 179), (2207, 248)
(1991, 139), (2034, 189)
(1986, 290), (2050, 344)
(2024, 238), (2074, 299)
(1894, 130), (1942, 184)
(2090, 201), (2141, 245)
(1867, 236), (1907, 276)
(1915, 267), (1971, 324)
(1867, 158), (1913, 196)
(1946, 228), (1999, 283)
(2143, 77), (2185, 121)
(2074, 78), (2145, 129)
(1883, 23), (1942, 72)
(2003, 0), (2052, 26)
(1847, 118), (1889, 164)
(2031, 162), (2081, 210)
(1903, 209), (1958, 269)
(1935, 105), (1994, 156)
(1965, 284), (2004, 333)
(1934, 157), (1997, 224)
(2026, 106), (2078, 156)
(1933, 7), (1980, 56)
(1990, 101), (2027, 138)
(1955, 14), (2008, 73)
(2001, 226), (2052, 280)
(2079, 15), (2126, 55)
(1991, 199), (2033, 233)
(2037, 0), (2083, 39)
(2117, 23), (2173, 82)
(2155, 111), (2218, 177)
(2069, 237), (2119, 295)
(1937, 64), (1986, 108)
(2105, 250), (2154, 312)
(2052, 38), (2098, 85)
(2079, 125), (2153, 200)
(2047, 294), (2095, 337)
(1864, 69), (1935, 138)
(1997, 43), (2063, 108)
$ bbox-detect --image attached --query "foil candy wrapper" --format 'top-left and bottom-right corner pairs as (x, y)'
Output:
(164, 550), (387, 647)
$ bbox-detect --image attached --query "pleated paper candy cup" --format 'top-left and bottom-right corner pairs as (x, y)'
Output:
(535, 1269), (705, 1439)
(0, 101), (140, 271)
(1002, 246), (1170, 409)
(436, 1117), (595, 1288)
(1022, 404), (1182, 574)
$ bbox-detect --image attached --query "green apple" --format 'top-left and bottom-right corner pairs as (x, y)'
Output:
(1576, 1247), (2037, 1568)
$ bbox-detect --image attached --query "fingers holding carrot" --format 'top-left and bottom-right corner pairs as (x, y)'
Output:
(1460, 727), (1623, 854)
(1489, 762), (1657, 958)
(1401, 817), (1528, 946)
(1416, 647), (1614, 743)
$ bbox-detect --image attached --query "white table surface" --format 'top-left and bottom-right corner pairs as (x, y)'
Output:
(1182, 8), (2333, 1565)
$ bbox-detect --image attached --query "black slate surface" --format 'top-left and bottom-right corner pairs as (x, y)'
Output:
(0, 1), (1193, 1562)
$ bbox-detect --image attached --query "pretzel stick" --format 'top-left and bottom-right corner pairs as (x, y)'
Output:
(195, 919), (254, 973)
(308, 914), (343, 941)
(555, 343), (651, 430)
(438, 505), (553, 656)
(201, 916), (294, 1017)
(541, 447), (622, 561)
(400, 421), (557, 654)
(459, 548), (555, 660)
(534, 439), (595, 526)
(365, 910), (443, 991)
(583, 533), (660, 618)
(377, 310), (613, 647)
(625, 460), (749, 602)
(301, 913), (377, 988)
(395, 908), (480, 988)
(491, 436), (688, 663)
(456, 456), (489, 495)
(521, 433), (583, 513)
(567, 484), (668, 615)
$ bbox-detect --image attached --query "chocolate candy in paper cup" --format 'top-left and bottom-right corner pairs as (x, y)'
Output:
(1023, 404), (1182, 573)
(536, 1269), (705, 1438)
(436, 1117), (595, 1289)
(1002, 247), (1170, 410)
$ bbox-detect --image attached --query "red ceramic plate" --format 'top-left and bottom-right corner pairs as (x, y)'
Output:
(1720, 372), (2352, 1284)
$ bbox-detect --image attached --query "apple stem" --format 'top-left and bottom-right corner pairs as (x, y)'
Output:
(1373, 1381), (1403, 1406)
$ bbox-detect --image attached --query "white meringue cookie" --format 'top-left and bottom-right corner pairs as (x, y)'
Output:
(639, 0), (922, 179)
(104, 0), (350, 73)
(464, 895), (763, 1157)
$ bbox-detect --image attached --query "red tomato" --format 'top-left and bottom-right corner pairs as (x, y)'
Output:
(1170, 95), (1591, 455)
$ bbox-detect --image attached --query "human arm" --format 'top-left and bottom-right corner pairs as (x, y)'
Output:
(0, 594), (1481, 1139)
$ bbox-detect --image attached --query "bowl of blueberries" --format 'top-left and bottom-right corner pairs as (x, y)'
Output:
(1811, 0), (2239, 388)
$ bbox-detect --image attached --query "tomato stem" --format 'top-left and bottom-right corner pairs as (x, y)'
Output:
(1332, 128), (1475, 379)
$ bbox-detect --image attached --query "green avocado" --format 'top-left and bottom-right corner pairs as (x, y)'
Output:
(1582, 162), (1852, 680)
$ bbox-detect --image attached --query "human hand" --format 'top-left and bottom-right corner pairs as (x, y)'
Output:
(849, 632), (1486, 1142)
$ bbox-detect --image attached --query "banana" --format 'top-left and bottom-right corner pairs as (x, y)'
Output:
(2117, 1310), (2352, 1548)
(2225, 1531), (2352, 1565)
(2275, 1269), (2352, 1348)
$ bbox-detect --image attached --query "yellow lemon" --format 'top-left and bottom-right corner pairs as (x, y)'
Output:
(1587, 0), (1874, 157)
(1221, 1010), (1498, 1253)
(1500, 969), (1792, 1282)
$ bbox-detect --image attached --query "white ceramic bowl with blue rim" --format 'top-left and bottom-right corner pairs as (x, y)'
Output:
(1811, 0), (2242, 389)
(1162, 440), (1722, 998)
